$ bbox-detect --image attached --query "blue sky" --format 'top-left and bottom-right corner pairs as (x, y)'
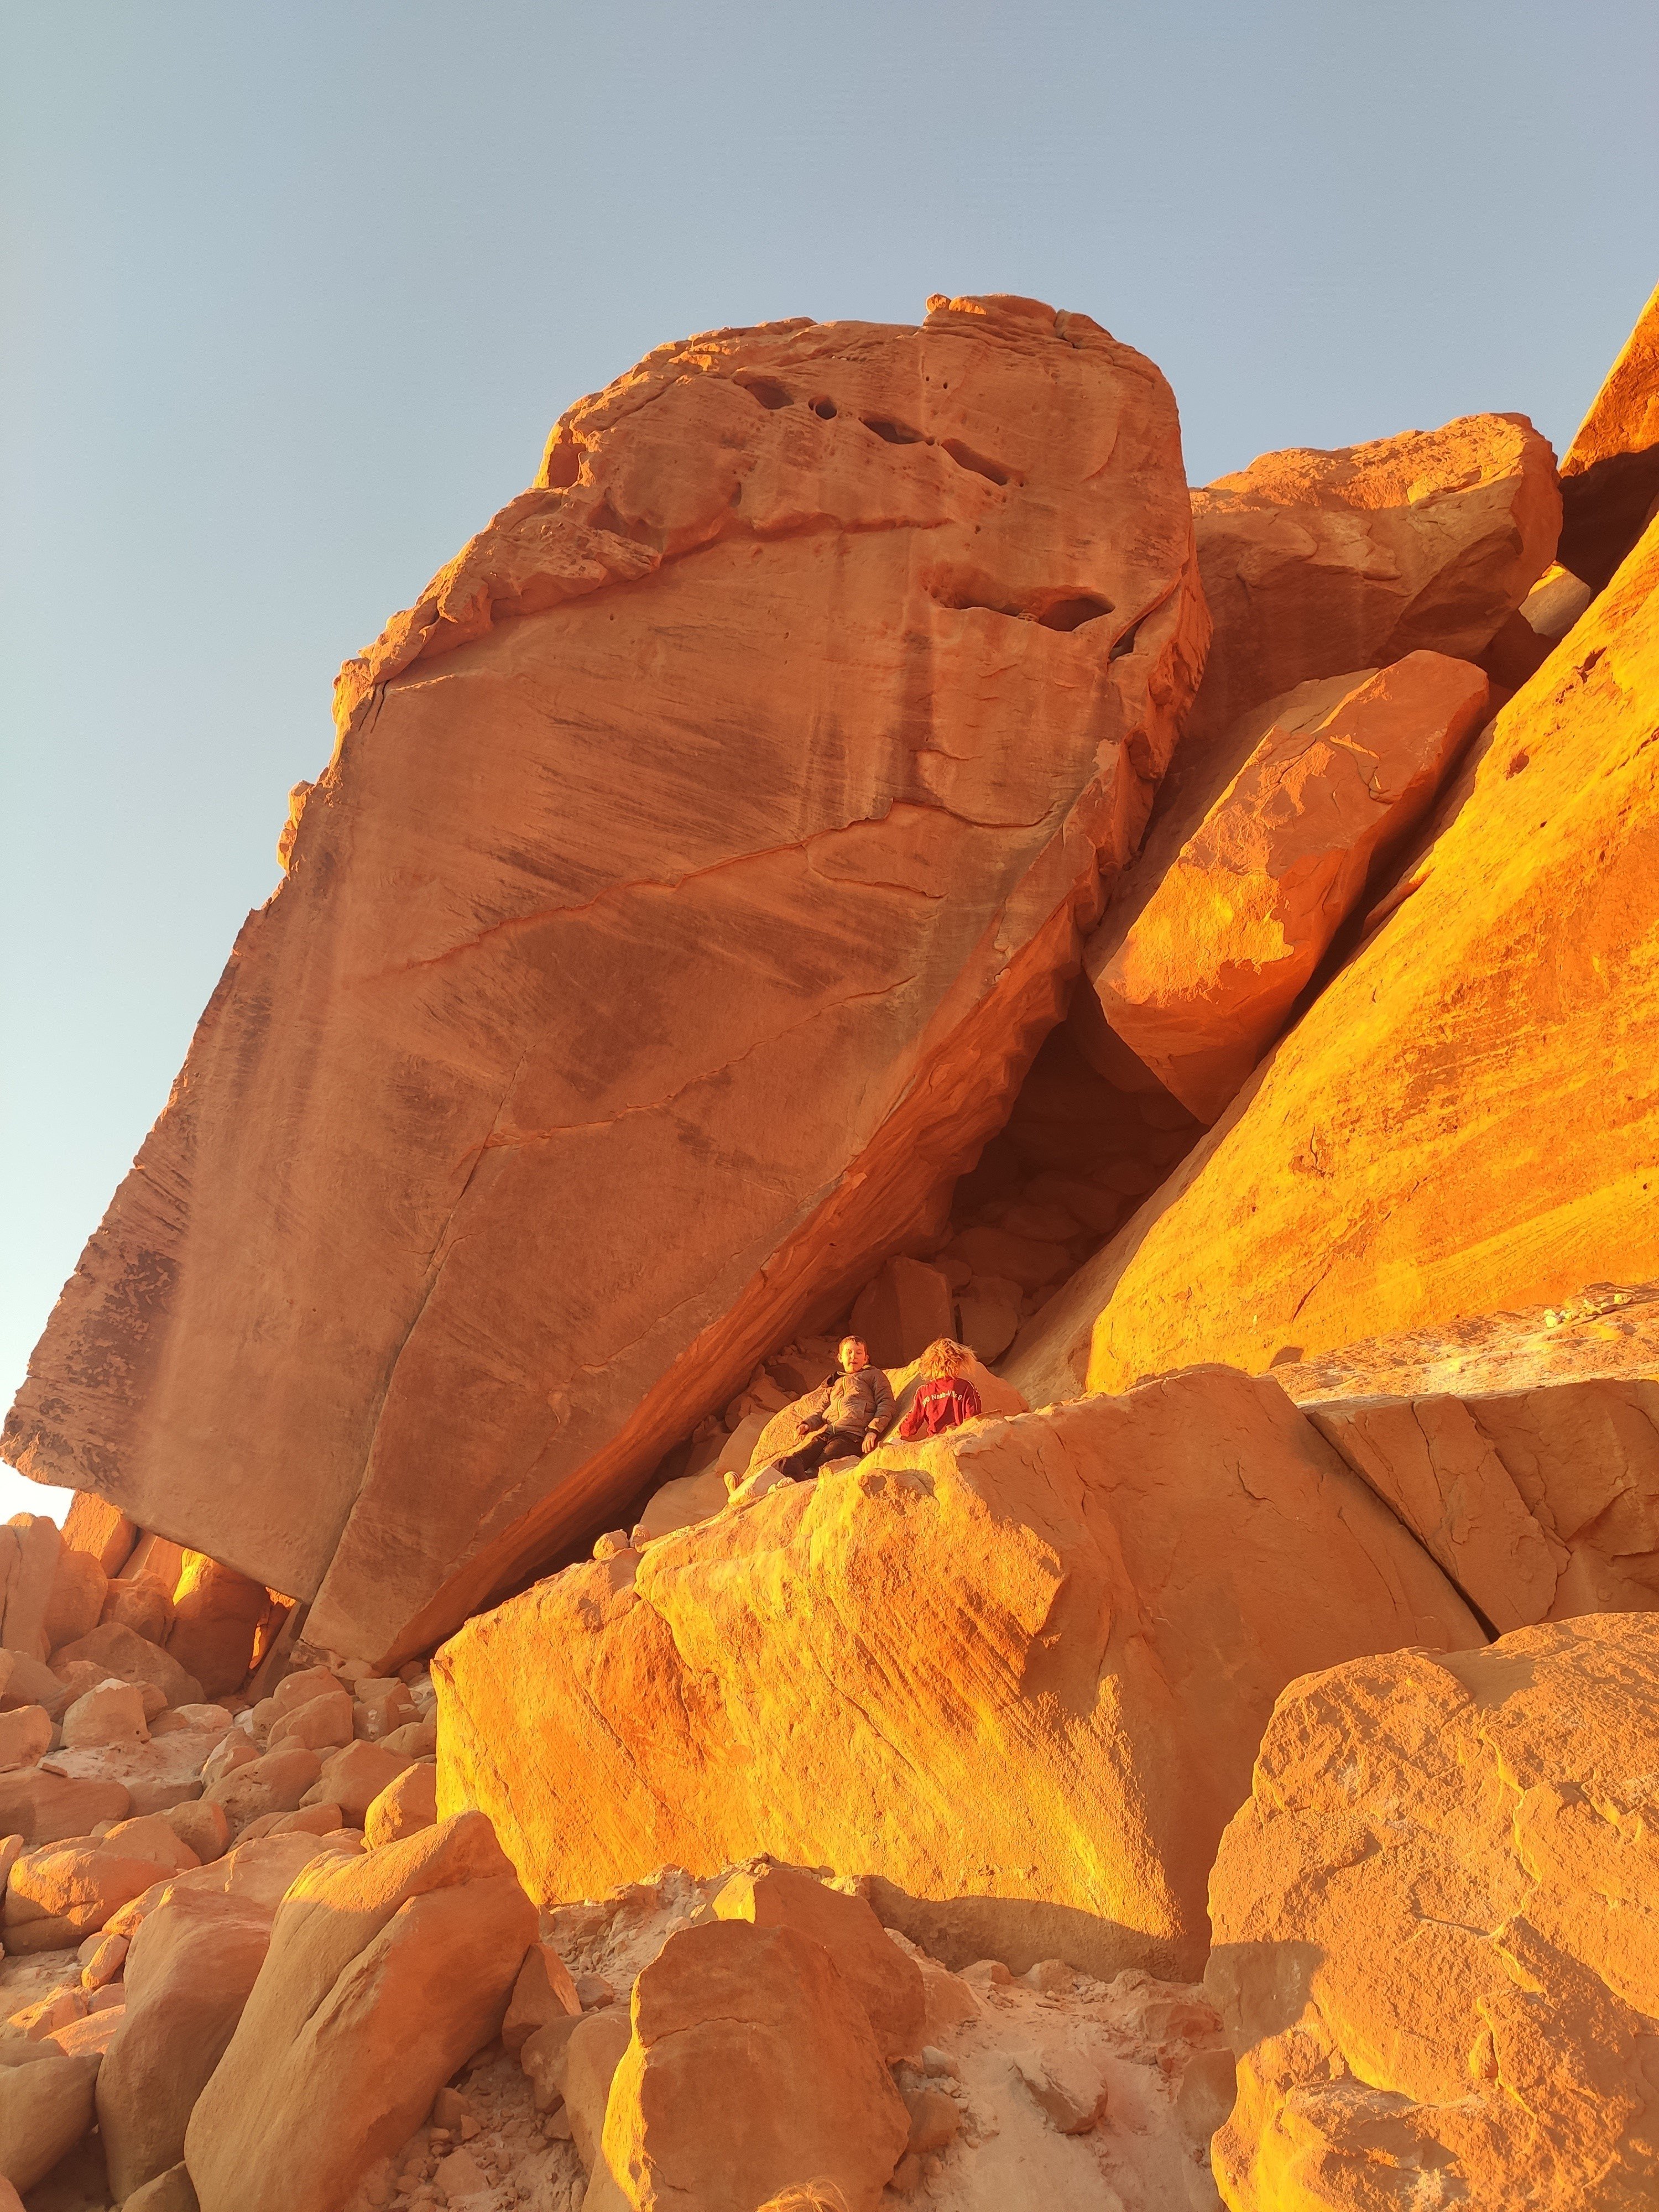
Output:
(3, 0), (1657, 1525)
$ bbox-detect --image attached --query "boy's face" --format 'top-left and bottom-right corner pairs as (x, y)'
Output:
(839, 1338), (868, 1373)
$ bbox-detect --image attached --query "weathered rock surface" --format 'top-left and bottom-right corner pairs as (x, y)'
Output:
(0, 1517), (60, 1663)
(165, 1555), (269, 1700)
(1208, 1614), (1659, 2209)
(438, 1371), (1479, 1981)
(61, 1494), (136, 1578)
(0, 1769), (130, 1846)
(1087, 651), (1490, 1119)
(1267, 1279), (1659, 1403)
(97, 1887), (273, 2200)
(1184, 411), (1557, 747)
(711, 1861), (925, 2059)
(1010, 510), (1659, 1406)
(589, 1918), (910, 2212)
(184, 1811), (535, 2212)
(1306, 1371), (1659, 1631)
(0, 2051), (98, 2192)
(50, 1623), (202, 1711)
(1559, 278), (1659, 591)
(6, 295), (1208, 1669)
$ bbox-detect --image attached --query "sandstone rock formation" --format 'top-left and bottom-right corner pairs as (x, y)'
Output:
(6, 295), (1209, 1668)
(185, 1811), (535, 2212)
(1306, 1369), (1659, 1631)
(96, 1886), (273, 2200)
(1185, 411), (1557, 746)
(590, 1918), (911, 2212)
(1008, 509), (1659, 1406)
(1207, 1615), (1659, 2209)
(1559, 278), (1659, 590)
(437, 1371), (1480, 1982)
(518, 1863), (1233, 2212)
(1086, 651), (1490, 1120)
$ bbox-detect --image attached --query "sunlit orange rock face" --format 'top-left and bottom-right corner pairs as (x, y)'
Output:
(1208, 1616), (1659, 2209)
(1185, 413), (1558, 747)
(435, 1371), (1480, 1983)
(2, 296), (1207, 1665)
(1086, 651), (1490, 1122)
(1007, 513), (1659, 1408)
(1559, 278), (1659, 591)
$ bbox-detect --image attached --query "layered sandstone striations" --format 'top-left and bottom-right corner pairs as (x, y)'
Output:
(1008, 510), (1659, 1408)
(4, 295), (1208, 1665)
(436, 1371), (1480, 1983)
(1085, 651), (1490, 1121)
(1559, 278), (1659, 591)
(1208, 1616), (1659, 2209)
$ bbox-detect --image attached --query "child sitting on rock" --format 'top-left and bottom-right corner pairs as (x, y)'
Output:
(897, 1338), (983, 1438)
(772, 1335), (896, 1479)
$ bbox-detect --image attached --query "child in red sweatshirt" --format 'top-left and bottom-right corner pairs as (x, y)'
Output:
(897, 1338), (983, 1439)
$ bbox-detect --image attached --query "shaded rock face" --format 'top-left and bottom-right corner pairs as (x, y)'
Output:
(1207, 1616), (1659, 2209)
(1559, 277), (1659, 591)
(1185, 411), (1558, 748)
(436, 1370), (1480, 1983)
(1086, 651), (1491, 1122)
(6, 294), (1207, 1668)
(1006, 508), (1659, 1410)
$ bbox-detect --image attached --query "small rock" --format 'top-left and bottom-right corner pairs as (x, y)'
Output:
(1011, 2046), (1108, 2132)
(79, 1929), (129, 1988)
(591, 1531), (632, 1562)
(61, 1678), (150, 1749)
(962, 1958), (1012, 1987)
(904, 2086), (959, 2153)
(1024, 1957), (1076, 1995)
(0, 1704), (53, 1771)
(888, 2151), (924, 2196)
(920, 2044), (959, 2079)
(573, 1973), (615, 2010)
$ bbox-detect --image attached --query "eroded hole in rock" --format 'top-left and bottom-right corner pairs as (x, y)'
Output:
(810, 395), (839, 420)
(734, 374), (792, 410)
(542, 438), (582, 488)
(941, 437), (1013, 486)
(1037, 594), (1113, 634)
(863, 415), (925, 445)
(1109, 612), (1147, 660)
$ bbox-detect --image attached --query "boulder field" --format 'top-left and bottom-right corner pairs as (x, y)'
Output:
(2, 277), (1659, 2209)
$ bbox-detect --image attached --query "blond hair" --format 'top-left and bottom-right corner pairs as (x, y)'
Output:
(919, 1337), (973, 1380)
(757, 2188), (851, 2212)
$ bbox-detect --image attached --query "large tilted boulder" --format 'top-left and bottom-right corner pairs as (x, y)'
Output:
(1559, 276), (1659, 591)
(1086, 651), (1490, 1121)
(6, 294), (1208, 1667)
(184, 1811), (535, 2212)
(1207, 1615), (1659, 2209)
(97, 1887), (274, 2201)
(437, 1371), (1480, 1981)
(588, 1919), (911, 2212)
(1010, 507), (1659, 1408)
(1183, 411), (1557, 747)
